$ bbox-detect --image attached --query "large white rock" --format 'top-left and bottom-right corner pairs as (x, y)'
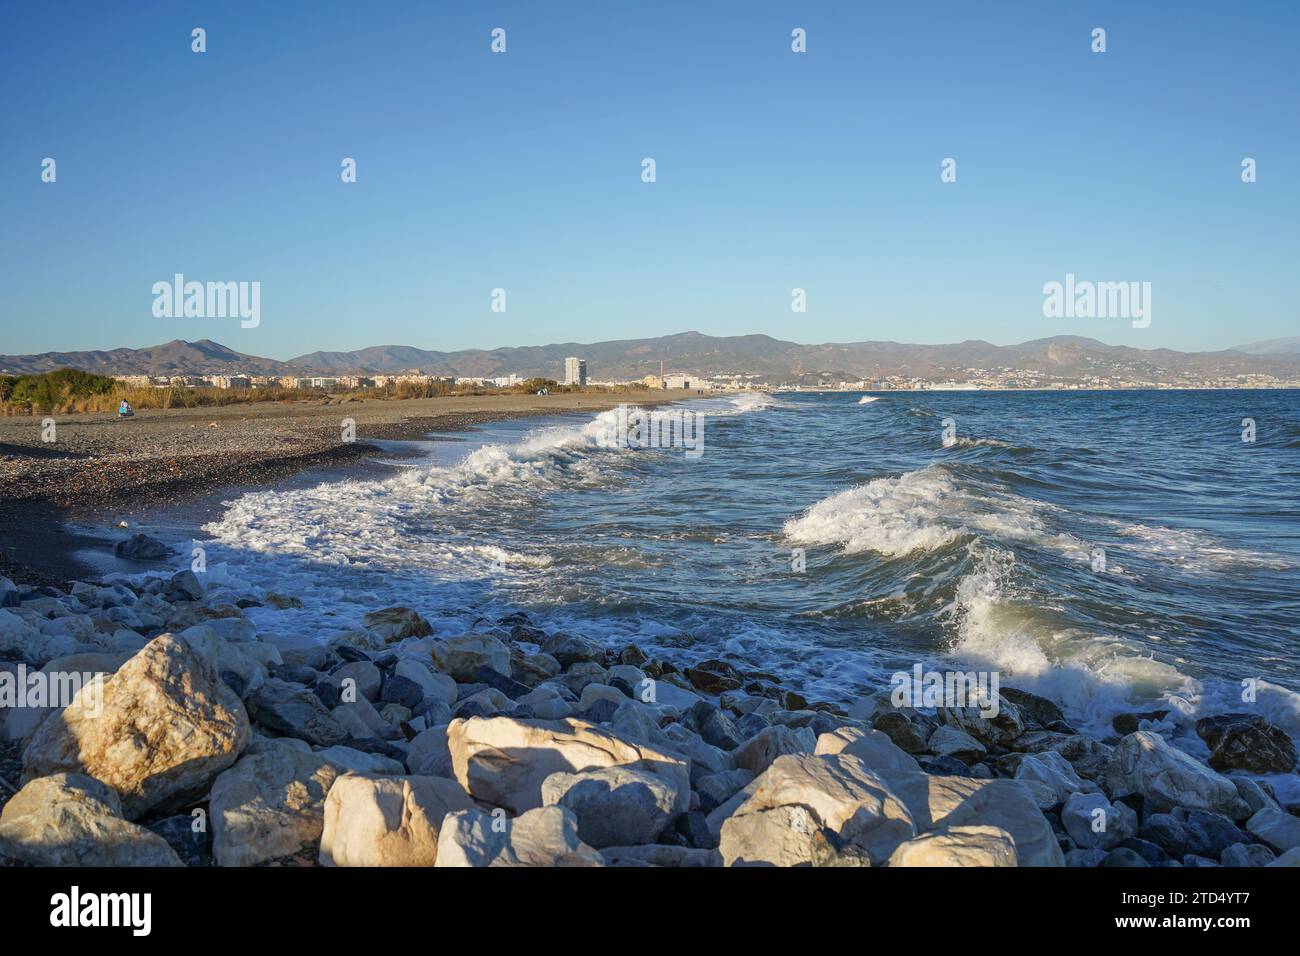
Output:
(541, 765), (688, 848)
(435, 806), (604, 867)
(1245, 808), (1300, 854)
(21, 633), (250, 819)
(447, 716), (689, 814)
(719, 753), (917, 866)
(887, 825), (1018, 867)
(876, 770), (1065, 866)
(815, 726), (921, 772)
(0, 772), (182, 866)
(319, 773), (476, 866)
(1104, 731), (1249, 818)
(209, 747), (342, 866)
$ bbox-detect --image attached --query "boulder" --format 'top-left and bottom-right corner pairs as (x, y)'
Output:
(362, 606), (433, 642)
(730, 724), (816, 776)
(541, 766), (688, 848)
(927, 725), (986, 763)
(114, 533), (170, 561)
(405, 724), (453, 777)
(1104, 731), (1249, 819)
(209, 748), (342, 866)
(937, 694), (1024, 747)
(315, 745), (406, 776)
(541, 633), (606, 669)
(1000, 687), (1067, 729)
(394, 659), (457, 706)
(1194, 714), (1297, 774)
(1267, 848), (1300, 867)
(1061, 792), (1138, 851)
(720, 753), (917, 866)
(319, 773), (476, 866)
(1220, 842), (1276, 867)
(1014, 750), (1100, 805)
(22, 634), (249, 819)
(1245, 808), (1300, 854)
(0, 773), (182, 866)
(429, 634), (511, 681)
(447, 716), (689, 814)
(815, 726), (921, 773)
(887, 825), (1019, 866)
(877, 770), (1065, 866)
(871, 711), (930, 754)
(248, 678), (348, 747)
(435, 806), (604, 867)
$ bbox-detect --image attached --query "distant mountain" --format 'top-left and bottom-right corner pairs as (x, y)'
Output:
(4, 332), (1300, 385)
(1232, 336), (1300, 355)
(0, 339), (292, 377)
(288, 331), (1300, 384)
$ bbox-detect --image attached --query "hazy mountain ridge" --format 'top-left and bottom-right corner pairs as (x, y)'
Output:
(3, 332), (1299, 383)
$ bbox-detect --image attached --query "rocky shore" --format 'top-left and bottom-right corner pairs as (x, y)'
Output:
(1, 562), (1298, 868)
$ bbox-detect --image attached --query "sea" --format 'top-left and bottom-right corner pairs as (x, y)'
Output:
(193, 389), (1300, 783)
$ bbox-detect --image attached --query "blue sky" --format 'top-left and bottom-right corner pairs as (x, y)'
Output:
(1, 1), (1296, 359)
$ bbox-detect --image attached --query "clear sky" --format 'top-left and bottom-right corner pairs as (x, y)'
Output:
(2, 1), (1296, 359)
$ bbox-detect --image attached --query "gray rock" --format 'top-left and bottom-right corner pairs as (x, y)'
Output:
(542, 765), (688, 848)
(249, 678), (348, 747)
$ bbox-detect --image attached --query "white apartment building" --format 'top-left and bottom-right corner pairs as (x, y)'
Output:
(564, 357), (587, 386)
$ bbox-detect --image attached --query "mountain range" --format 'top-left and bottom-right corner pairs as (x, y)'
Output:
(3, 332), (1299, 385)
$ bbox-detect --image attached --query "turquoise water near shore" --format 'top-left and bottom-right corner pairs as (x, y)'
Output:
(196, 390), (1300, 770)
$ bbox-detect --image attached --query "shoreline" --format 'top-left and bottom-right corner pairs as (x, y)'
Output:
(0, 391), (701, 586)
(0, 565), (1294, 868)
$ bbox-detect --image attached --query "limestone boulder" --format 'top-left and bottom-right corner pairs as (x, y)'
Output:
(816, 726), (921, 773)
(0, 773), (182, 866)
(447, 716), (688, 814)
(719, 753), (917, 866)
(541, 765), (688, 848)
(430, 634), (511, 681)
(319, 773), (476, 866)
(1245, 808), (1300, 854)
(877, 770), (1065, 866)
(887, 825), (1018, 867)
(22, 634), (249, 819)
(1104, 731), (1249, 819)
(435, 806), (604, 867)
(209, 747), (342, 866)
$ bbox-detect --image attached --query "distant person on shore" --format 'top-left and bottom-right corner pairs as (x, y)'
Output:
(118, 399), (134, 417)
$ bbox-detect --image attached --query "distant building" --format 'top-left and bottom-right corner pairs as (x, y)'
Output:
(564, 357), (587, 386)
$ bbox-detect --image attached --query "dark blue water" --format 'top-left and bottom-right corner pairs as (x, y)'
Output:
(205, 389), (1300, 741)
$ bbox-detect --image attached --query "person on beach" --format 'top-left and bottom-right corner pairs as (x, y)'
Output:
(118, 399), (134, 417)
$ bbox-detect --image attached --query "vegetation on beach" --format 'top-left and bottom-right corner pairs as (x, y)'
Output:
(0, 369), (651, 416)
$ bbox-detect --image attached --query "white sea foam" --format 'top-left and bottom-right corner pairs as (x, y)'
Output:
(1109, 521), (1293, 574)
(782, 465), (1086, 559)
(857, 395), (880, 404)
